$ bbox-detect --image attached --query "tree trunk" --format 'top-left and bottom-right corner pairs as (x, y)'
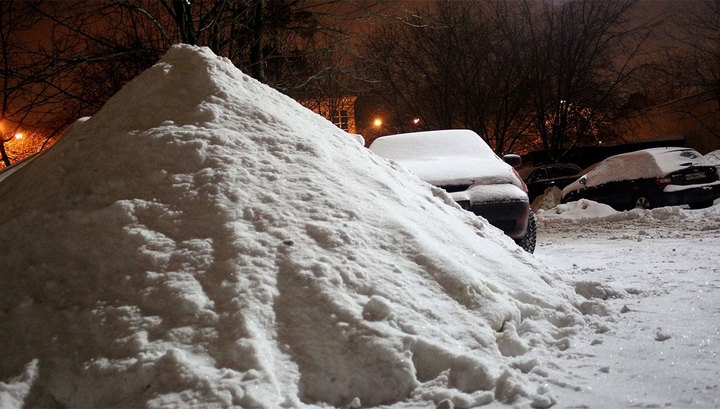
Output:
(0, 142), (11, 167)
(172, 0), (196, 45)
(249, 0), (265, 82)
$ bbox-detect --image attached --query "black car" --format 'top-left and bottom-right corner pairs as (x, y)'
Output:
(521, 163), (582, 202)
(561, 147), (720, 210)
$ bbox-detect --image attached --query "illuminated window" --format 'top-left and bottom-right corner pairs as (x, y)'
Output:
(331, 110), (350, 131)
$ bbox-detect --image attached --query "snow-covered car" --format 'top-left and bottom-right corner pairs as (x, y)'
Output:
(561, 147), (720, 210)
(521, 163), (582, 202)
(369, 129), (536, 252)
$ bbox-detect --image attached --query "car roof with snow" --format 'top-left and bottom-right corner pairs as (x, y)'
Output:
(369, 129), (517, 187)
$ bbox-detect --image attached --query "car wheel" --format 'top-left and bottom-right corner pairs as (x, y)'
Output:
(515, 209), (537, 253)
(633, 195), (651, 209)
(689, 199), (714, 209)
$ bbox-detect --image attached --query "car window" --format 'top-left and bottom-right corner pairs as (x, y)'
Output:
(679, 150), (701, 160)
(369, 129), (496, 161)
(555, 167), (580, 177)
(545, 167), (560, 178)
(528, 168), (547, 182)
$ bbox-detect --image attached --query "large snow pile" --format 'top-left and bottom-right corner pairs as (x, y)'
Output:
(0, 45), (586, 408)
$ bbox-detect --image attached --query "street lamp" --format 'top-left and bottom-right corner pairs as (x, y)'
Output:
(373, 118), (382, 127)
(14, 133), (22, 140)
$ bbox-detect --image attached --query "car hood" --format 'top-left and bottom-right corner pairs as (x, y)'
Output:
(395, 156), (522, 188)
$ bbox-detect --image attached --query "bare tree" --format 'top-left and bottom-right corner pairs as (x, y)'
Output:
(0, 0), (381, 167)
(0, 1), (83, 168)
(669, 0), (720, 106)
(520, 0), (652, 161)
(360, 0), (534, 154)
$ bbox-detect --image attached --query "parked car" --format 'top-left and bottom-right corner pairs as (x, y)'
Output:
(561, 147), (720, 210)
(369, 129), (536, 252)
(520, 163), (582, 202)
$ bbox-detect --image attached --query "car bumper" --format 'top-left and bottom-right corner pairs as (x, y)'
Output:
(454, 199), (530, 239)
(660, 183), (720, 206)
(449, 184), (530, 239)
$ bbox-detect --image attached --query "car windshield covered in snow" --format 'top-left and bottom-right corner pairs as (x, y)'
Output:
(369, 129), (521, 189)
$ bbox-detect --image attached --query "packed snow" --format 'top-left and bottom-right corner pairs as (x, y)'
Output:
(705, 149), (720, 163)
(0, 45), (595, 408)
(535, 200), (720, 408)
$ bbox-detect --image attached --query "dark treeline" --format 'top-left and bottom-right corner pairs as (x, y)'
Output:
(1, 0), (718, 167)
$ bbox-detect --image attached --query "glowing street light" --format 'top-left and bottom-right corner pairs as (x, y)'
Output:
(412, 118), (420, 125)
(373, 118), (383, 127)
(14, 133), (23, 140)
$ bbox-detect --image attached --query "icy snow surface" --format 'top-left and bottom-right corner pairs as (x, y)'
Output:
(0, 45), (589, 408)
(535, 201), (720, 408)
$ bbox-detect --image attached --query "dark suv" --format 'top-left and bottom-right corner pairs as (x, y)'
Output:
(521, 163), (582, 202)
(369, 129), (536, 252)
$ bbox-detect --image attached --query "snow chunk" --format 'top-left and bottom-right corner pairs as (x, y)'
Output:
(0, 360), (38, 409)
(538, 199), (618, 223)
(531, 186), (562, 212)
(362, 295), (393, 321)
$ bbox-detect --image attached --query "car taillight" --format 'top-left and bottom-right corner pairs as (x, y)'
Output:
(655, 176), (671, 189)
(512, 168), (528, 192)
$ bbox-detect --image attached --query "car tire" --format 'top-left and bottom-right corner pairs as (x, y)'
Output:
(515, 209), (537, 253)
(633, 195), (651, 209)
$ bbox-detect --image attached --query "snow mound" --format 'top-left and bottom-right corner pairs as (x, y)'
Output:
(539, 198), (720, 226)
(538, 199), (618, 223)
(0, 45), (583, 408)
(531, 187), (562, 213)
(705, 149), (720, 165)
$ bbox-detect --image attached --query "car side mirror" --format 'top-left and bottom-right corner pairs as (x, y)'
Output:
(503, 154), (522, 169)
(579, 176), (587, 186)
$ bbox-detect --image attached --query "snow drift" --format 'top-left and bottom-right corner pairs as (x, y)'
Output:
(0, 45), (585, 408)
(538, 197), (720, 226)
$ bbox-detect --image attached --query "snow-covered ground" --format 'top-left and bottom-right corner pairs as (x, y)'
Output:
(534, 201), (720, 408)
